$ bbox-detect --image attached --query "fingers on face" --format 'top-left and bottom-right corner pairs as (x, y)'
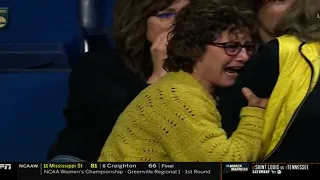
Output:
(151, 32), (169, 52)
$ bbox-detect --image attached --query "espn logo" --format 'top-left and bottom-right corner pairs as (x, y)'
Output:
(0, 164), (11, 170)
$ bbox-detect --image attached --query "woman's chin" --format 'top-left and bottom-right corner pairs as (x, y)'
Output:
(217, 79), (237, 88)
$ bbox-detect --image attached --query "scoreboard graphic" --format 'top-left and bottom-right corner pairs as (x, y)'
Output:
(0, 162), (319, 179)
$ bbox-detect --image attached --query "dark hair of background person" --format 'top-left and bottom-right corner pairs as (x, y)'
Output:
(222, 0), (273, 43)
(113, 0), (175, 80)
(222, 0), (287, 43)
(274, 0), (320, 42)
(163, 0), (255, 73)
(222, 0), (265, 13)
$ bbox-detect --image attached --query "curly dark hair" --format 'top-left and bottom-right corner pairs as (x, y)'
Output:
(113, 0), (176, 80)
(164, 0), (255, 73)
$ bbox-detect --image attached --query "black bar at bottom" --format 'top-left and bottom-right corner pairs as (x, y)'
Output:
(0, 163), (17, 180)
(2, 162), (319, 180)
(222, 162), (320, 180)
(0, 162), (220, 180)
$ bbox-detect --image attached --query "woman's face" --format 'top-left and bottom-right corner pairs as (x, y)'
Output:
(193, 29), (253, 89)
(146, 0), (190, 43)
(258, 0), (295, 42)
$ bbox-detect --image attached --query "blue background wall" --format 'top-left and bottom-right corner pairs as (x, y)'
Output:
(0, 0), (116, 161)
(0, 0), (115, 43)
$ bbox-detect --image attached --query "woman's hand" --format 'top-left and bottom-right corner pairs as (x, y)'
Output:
(147, 32), (169, 84)
(242, 87), (269, 109)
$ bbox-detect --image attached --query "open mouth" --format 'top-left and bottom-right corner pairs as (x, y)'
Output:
(224, 67), (242, 77)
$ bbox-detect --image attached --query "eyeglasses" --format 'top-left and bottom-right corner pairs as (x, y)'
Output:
(208, 42), (257, 57)
(155, 12), (176, 23)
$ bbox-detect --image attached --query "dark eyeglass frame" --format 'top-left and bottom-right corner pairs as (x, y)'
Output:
(208, 42), (257, 57)
(154, 11), (176, 23)
(155, 12), (176, 19)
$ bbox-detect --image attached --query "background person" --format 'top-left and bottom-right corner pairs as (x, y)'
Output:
(48, 0), (190, 162)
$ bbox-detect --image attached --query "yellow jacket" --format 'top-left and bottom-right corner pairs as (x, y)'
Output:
(98, 71), (265, 162)
(262, 35), (320, 159)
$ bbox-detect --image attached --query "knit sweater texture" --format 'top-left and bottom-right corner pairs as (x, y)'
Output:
(98, 71), (265, 162)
